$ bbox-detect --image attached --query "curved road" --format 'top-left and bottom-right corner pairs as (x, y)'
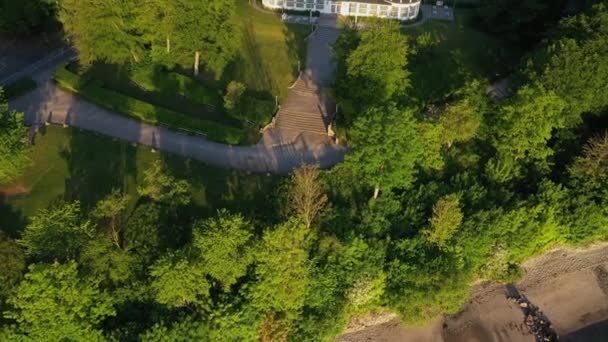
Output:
(8, 31), (345, 175)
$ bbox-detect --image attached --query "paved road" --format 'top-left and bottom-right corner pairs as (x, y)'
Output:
(7, 30), (345, 175)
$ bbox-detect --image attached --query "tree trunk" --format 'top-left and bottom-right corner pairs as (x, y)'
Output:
(110, 217), (121, 248)
(373, 185), (380, 199)
(194, 50), (201, 76)
(166, 36), (171, 53)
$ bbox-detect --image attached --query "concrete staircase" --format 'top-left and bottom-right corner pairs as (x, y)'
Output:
(275, 75), (328, 135)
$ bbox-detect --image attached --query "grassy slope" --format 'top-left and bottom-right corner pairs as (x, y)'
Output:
(406, 9), (522, 103)
(0, 126), (278, 235)
(227, 0), (310, 100)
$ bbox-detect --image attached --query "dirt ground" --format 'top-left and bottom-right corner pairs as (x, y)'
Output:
(337, 243), (608, 342)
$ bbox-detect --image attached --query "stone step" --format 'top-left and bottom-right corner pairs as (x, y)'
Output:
(276, 121), (327, 134)
(276, 118), (326, 133)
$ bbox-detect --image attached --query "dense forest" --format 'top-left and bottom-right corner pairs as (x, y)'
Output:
(1, 0), (608, 341)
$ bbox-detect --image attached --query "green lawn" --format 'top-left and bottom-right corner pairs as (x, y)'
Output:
(0, 126), (279, 236)
(226, 0), (311, 100)
(405, 9), (522, 104)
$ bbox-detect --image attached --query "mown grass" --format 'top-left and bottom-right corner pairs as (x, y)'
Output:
(0, 126), (279, 236)
(55, 65), (247, 145)
(226, 0), (311, 101)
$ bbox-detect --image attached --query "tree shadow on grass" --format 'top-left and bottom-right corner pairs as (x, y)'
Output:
(160, 154), (280, 224)
(223, 20), (274, 98)
(60, 129), (138, 212)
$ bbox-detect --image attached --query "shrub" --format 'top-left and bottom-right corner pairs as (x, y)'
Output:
(224, 81), (246, 112)
(131, 67), (222, 107)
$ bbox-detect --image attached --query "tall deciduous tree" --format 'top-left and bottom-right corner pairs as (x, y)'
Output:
(192, 210), (254, 291)
(341, 106), (425, 199)
(59, 0), (144, 65)
(138, 160), (191, 206)
(287, 164), (328, 229)
(0, 89), (31, 185)
(3, 261), (115, 341)
(140, 0), (240, 77)
(485, 85), (566, 181)
(569, 132), (608, 192)
(439, 81), (486, 149)
(0, 233), (25, 304)
(250, 220), (310, 317)
(426, 194), (464, 248)
(345, 20), (410, 108)
(530, 3), (608, 125)
(91, 189), (130, 247)
(18, 201), (93, 261)
(149, 249), (210, 308)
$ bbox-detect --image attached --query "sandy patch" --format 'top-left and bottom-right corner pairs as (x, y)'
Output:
(336, 243), (608, 342)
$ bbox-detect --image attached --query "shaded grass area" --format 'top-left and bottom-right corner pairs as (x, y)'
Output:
(2, 77), (37, 99)
(54, 65), (247, 145)
(406, 9), (522, 104)
(0, 125), (279, 237)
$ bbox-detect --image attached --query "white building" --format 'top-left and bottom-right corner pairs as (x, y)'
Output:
(261, 0), (422, 21)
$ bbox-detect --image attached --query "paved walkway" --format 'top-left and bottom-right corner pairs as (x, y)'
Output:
(8, 34), (345, 175)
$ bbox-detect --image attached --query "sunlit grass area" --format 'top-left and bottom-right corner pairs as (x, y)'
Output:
(228, 0), (311, 100)
(0, 126), (279, 235)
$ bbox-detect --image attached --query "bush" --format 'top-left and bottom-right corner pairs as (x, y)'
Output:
(231, 96), (275, 127)
(54, 65), (246, 145)
(3, 77), (37, 99)
(224, 81), (246, 112)
(131, 67), (222, 107)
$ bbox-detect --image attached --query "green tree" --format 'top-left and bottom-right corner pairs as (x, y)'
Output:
(224, 81), (246, 112)
(569, 132), (608, 192)
(250, 220), (311, 316)
(344, 20), (410, 107)
(149, 249), (210, 308)
(426, 194), (464, 248)
(80, 236), (136, 287)
(3, 261), (115, 341)
(530, 4), (608, 125)
(340, 106), (425, 199)
(18, 202), (93, 261)
(140, 0), (240, 77)
(0, 89), (31, 185)
(0, 0), (58, 35)
(287, 164), (328, 229)
(485, 85), (566, 181)
(439, 82), (485, 149)
(59, 0), (144, 65)
(140, 318), (210, 342)
(138, 160), (191, 206)
(91, 189), (130, 247)
(0, 233), (25, 304)
(192, 210), (253, 291)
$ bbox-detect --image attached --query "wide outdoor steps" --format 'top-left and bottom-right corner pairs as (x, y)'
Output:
(275, 79), (328, 135)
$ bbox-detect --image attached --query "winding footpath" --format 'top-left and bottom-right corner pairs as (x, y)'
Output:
(7, 27), (344, 175)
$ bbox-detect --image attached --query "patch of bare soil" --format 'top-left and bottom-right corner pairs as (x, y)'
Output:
(336, 243), (608, 342)
(0, 184), (30, 203)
